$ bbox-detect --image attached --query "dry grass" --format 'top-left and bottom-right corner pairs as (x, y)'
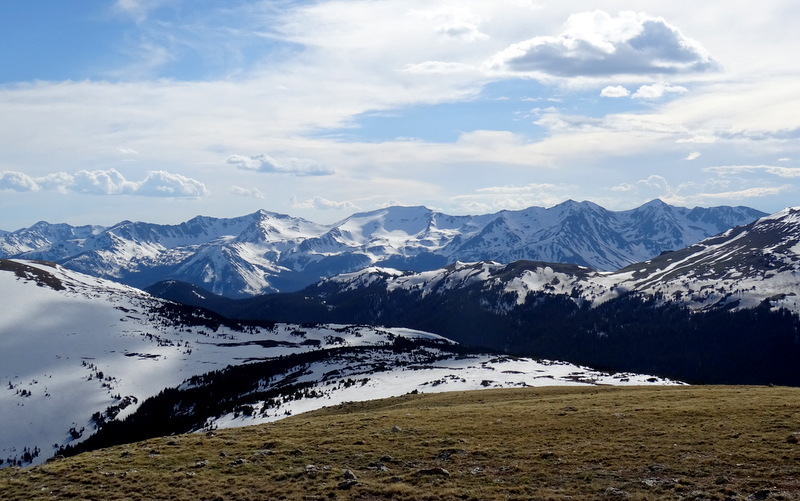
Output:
(2, 385), (799, 500)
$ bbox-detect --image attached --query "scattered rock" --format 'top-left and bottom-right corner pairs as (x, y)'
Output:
(747, 490), (771, 500)
(714, 475), (730, 485)
(353, 440), (366, 445)
(436, 448), (467, 461)
(380, 455), (395, 463)
(786, 434), (799, 444)
(605, 487), (628, 498)
(305, 464), (319, 473)
(539, 451), (557, 460)
(193, 460), (209, 468)
(337, 480), (358, 490)
(391, 425), (403, 433)
(367, 462), (389, 471)
(253, 449), (273, 456)
(228, 458), (246, 466)
(342, 469), (358, 480)
(219, 451), (227, 457)
(562, 406), (578, 412)
(415, 467), (450, 477)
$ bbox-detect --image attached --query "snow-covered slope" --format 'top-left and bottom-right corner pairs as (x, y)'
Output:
(0, 201), (765, 297)
(0, 259), (677, 467)
(607, 207), (800, 312)
(316, 207), (800, 314)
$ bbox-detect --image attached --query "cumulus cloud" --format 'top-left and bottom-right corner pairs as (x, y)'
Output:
(0, 169), (207, 197)
(686, 151), (701, 160)
(600, 85), (630, 98)
(230, 186), (265, 199)
(137, 171), (209, 197)
(289, 196), (359, 211)
(72, 169), (138, 195)
(227, 154), (334, 177)
(632, 82), (688, 99)
(490, 10), (717, 77)
(0, 171), (39, 192)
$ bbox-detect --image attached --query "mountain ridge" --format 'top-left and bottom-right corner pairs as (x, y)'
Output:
(0, 200), (766, 298)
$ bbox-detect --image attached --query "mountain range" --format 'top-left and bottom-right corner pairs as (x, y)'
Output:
(149, 207), (800, 386)
(0, 200), (765, 298)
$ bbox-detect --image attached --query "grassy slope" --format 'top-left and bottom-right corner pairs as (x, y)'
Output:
(2, 386), (799, 500)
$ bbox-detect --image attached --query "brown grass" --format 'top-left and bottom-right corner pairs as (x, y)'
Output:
(2, 385), (799, 500)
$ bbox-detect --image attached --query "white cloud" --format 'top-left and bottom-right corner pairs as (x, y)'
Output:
(230, 186), (265, 199)
(610, 182), (635, 192)
(450, 182), (578, 212)
(600, 85), (630, 97)
(0, 171), (39, 192)
(289, 196), (359, 211)
(403, 61), (478, 75)
(704, 164), (800, 178)
(0, 168), (207, 197)
(699, 186), (789, 199)
(72, 169), (139, 195)
(227, 154), (334, 177)
(113, 0), (169, 22)
(489, 10), (717, 77)
(686, 151), (701, 160)
(632, 82), (688, 100)
(137, 170), (209, 197)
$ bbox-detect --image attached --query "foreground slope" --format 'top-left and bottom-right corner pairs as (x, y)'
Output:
(0, 259), (673, 467)
(0, 201), (764, 297)
(2, 386), (798, 501)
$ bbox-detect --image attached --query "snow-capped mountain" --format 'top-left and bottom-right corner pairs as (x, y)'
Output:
(0, 258), (676, 467)
(159, 206), (796, 386)
(0, 201), (765, 298)
(316, 206), (800, 314)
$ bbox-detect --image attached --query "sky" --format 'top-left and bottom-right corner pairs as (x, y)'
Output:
(1, 0), (799, 230)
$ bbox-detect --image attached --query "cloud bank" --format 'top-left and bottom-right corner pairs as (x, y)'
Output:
(0, 169), (208, 197)
(227, 154), (334, 177)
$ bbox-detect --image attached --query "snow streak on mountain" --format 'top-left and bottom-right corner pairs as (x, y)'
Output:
(0, 201), (765, 298)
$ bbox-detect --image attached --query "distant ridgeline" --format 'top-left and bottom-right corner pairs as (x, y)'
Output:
(0, 200), (766, 297)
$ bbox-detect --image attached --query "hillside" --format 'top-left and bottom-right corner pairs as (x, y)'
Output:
(0, 201), (765, 297)
(0, 258), (674, 468)
(1, 386), (798, 500)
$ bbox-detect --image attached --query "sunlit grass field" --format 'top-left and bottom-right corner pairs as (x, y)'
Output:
(2, 385), (799, 500)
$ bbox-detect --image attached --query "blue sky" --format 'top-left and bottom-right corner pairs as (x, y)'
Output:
(1, 1), (799, 230)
